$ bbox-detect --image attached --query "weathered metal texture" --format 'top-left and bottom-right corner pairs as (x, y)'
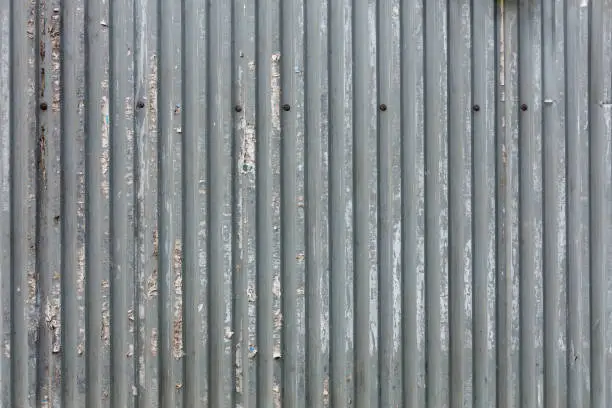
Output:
(0, 0), (611, 407)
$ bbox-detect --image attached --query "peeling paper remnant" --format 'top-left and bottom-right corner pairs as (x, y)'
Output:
(270, 53), (281, 132)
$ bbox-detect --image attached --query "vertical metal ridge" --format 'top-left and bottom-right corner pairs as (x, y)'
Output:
(231, 0), (250, 405)
(133, 0), (161, 406)
(471, 0), (495, 406)
(10, 0), (38, 405)
(0, 0), (11, 404)
(255, 0), (274, 404)
(399, 0), (423, 405)
(447, 0), (470, 405)
(565, 1), (589, 406)
(517, 2), (537, 406)
(588, 1), (609, 406)
(304, 0), (322, 404)
(109, 0), (133, 405)
(60, 0), (86, 405)
(207, 0), (231, 403)
(376, 0), (394, 406)
(84, 0), (110, 405)
(280, 0), (299, 403)
(541, 0), (563, 406)
(423, 0), (446, 405)
(351, 0), (371, 405)
(157, 0), (180, 404)
(181, 0), (201, 405)
(327, 0), (347, 405)
(37, 1), (63, 407)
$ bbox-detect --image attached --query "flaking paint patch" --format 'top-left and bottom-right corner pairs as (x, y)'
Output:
(77, 245), (85, 295)
(270, 53), (281, 132)
(49, 10), (61, 112)
(27, 271), (37, 305)
(238, 119), (256, 173)
(45, 298), (61, 353)
(100, 94), (110, 198)
(0, 3), (8, 212)
(147, 229), (159, 298)
(101, 280), (110, 345)
(392, 222), (402, 353)
(273, 381), (281, 408)
(148, 55), (158, 129)
(151, 328), (158, 357)
(26, 0), (36, 39)
(173, 239), (184, 359)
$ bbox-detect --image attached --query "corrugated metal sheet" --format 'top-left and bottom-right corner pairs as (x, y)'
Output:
(0, 0), (611, 407)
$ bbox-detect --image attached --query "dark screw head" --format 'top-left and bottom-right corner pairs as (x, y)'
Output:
(282, 104), (291, 111)
(521, 104), (528, 111)
(379, 104), (387, 111)
(136, 101), (145, 109)
(40, 102), (48, 111)
(473, 104), (480, 112)
(235, 105), (243, 112)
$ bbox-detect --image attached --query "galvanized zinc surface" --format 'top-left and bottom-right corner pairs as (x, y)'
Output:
(0, 0), (611, 407)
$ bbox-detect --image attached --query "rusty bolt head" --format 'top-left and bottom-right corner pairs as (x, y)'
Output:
(379, 104), (387, 111)
(40, 102), (48, 111)
(521, 104), (528, 111)
(282, 104), (291, 111)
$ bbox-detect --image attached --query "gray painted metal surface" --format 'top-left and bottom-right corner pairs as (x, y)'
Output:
(0, 0), (611, 407)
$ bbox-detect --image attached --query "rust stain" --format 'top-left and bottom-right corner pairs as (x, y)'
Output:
(39, 125), (46, 188)
(40, 68), (46, 97)
(40, 39), (45, 61)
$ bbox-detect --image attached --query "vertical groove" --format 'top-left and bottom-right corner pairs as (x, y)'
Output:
(109, 0), (132, 405)
(352, 0), (372, 405)
(304, 0), (322, 404)
(60, 0), (85, 405)
(84, 0), (108, 405)
(10, 0), (38, 406)
(565, 1), (588, 407)
(517, 2), (537, 407)
(471, 0), (494, 406)
(587, 1), (608, 407)
(280, 0), (298, 403)
(495, 0), (513, 406)
(447, 0), (469, 405)
(181, 0), (201, 405)
(255, 0), (274, 404)
(423, 0), (446, 405)
(542, 0), (562, 406)
(376, 0), (394, 406)
(207, 0), (231, 404)
(400, 0), (422, 405)
(328, 0), (347, 406)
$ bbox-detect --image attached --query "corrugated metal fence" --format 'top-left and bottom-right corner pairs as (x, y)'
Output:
(0, 0), (611, 407)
